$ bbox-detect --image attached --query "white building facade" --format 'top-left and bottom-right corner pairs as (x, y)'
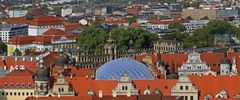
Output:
(8, 10), (28, 18)
(183, 20), (209, 33)
(178, 51), (216, 76)
(28, 16), (65, 36)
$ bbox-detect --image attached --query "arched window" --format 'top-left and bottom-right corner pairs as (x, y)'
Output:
(122, 86), (125, 90)
(62, 88), (64, 92)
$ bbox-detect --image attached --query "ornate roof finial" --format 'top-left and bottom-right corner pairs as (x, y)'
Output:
(39, 56), (44, 68)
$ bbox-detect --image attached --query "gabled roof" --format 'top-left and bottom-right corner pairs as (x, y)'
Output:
(29, 16), (64, 26)
(43, 29), (69, 35)
(63, 22), (85, 32)
(190, 75), (240, 100)
(161, 52), (240, 73)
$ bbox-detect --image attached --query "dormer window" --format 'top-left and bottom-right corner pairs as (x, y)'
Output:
(22, 83), (25, 88)
(10, 83), (13, 88)
(4, 83), (7, 88)
(28, 83), (31, 88)
(16, 83), (19, 88)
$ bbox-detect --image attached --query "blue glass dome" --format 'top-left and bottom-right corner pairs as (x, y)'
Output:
(96, 58), (154, 80)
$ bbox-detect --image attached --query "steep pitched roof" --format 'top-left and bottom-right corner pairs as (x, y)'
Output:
(190, 75), (240, 100)
(161, 52), (240, 73)
(65, 76), (176, 97)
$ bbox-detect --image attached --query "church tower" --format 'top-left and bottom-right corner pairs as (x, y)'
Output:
(104, 32), (117, 60)
(34, 57), (50, 96)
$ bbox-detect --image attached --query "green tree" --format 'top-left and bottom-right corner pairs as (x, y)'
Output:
(127, 17), (137, 25)
(13, 48), (22, 56)
(77, 26), (158, 53)
(186, 16), (193, 20)
(169, 22), (186, 32)
(182, 2), (190, 9)
(200, 16), (209, 20)
(77, 25), (108, 53)
(184, 20), (238, 48)
(111, 27), (158, 50)
(162, 32), (189, 42)
(190, 1), (200, 8)
(0, 39), (6, 54)
(24, 49), (32, 55)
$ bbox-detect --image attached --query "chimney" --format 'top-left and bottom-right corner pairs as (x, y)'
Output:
(23, 57), (25, 61)
(3, 66), (6, 71)
(15, 57), (18, 61)
(58, 93), (61, 98)
(30, 57), (33, 61)
(35, 93), (38, 98)
(70, 73), (73, 79)
(99, 90), (103, 98)
(85, 74), (88, 79)
(10, 66), (13, 72)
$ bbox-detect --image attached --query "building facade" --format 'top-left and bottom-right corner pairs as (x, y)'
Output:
(153, 40), (183, 53)
(182, 8), (217, 20)
(0, 23), (28, 43)
(7, 29), (77, 56)
(171, 76), (198, 100)
(183, 20), (209, 33)
(178, 51), (216, 76)
(28, 16), (65, 36)
(8, 10), (28, 18)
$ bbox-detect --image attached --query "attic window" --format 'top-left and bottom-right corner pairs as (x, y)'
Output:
(164, 85), (168, 89)
(28, 83), (31, 88)
(22, 83), (25, 88)
(16, 83), (19, 88)
(10, 83), (13, 88)
(4, 83), (7, 88)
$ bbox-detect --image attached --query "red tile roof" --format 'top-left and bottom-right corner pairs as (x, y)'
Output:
(65, 76), (176, 97)
(63, 22), (85, 31)
(9, 32), (77, 45)
(26, 96), (93, 100)
(190, 75), (240, 100)
(130, 22), (141, 27)
(0, 17), (30, 24)
(43, 29), (69, 35)
(7, 68), (34, 76)
(161, 52), (240, 73)
(29, 16), (64, 26)
(0, 68), (35, 89)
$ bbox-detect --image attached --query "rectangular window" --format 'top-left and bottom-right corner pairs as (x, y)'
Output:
(185, 96), (188, 100)
(190, 96), (193, 100)
(180, 86), (183, 90)
(186, 86), (189, 90)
